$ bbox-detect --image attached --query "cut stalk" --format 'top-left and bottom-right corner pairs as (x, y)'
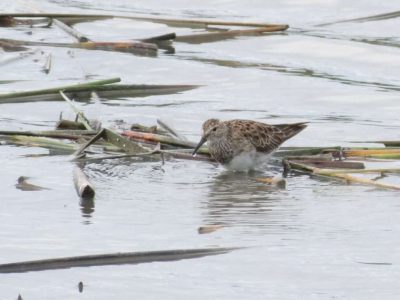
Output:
(51, 18), (90, 42)
(73, 166), (95, 199)
(42, 53), (52, 74)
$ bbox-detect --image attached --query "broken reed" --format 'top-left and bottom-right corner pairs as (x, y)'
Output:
(0, 13), (288, 29)
(286, 159), (400, 191)
(0, 247), (238, 273)
(0, 78), (120, 101)
(0, 38), (158, 56)
(0, 81), (199, 103)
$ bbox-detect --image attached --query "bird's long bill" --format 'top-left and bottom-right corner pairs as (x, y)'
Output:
(192, 136), (207, 156)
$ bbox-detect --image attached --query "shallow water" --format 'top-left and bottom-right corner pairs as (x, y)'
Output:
(1, 1), (400, 299)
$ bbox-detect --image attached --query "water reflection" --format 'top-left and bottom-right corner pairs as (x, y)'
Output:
(203, 170), (298, 232)
(177, 55), (400, 92)
(294, 30), (400, 49)
(317, 10), (400, 26)
(78, 281), (84, 293)
(80, 197), (95, 223)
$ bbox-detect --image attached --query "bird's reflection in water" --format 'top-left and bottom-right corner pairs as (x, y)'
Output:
(203, 169), (297, 232)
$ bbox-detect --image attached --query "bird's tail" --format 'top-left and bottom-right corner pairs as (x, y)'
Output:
(275, 122), (308, 141)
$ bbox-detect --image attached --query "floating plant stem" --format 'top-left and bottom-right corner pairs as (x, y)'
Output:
(0, 77), (120, 102)
(51, 18), (90, 42)
(73, 166), (95, 199)
(287, 160), (400, 191)
(0, 247), (240, 273)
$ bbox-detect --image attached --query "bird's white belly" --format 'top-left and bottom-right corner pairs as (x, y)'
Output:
(225, 150), (271, 171)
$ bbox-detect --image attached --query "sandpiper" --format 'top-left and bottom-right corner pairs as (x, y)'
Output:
(192, 119), (307, 171)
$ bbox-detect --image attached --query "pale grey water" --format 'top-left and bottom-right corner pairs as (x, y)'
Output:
(1, 1), (400, 299)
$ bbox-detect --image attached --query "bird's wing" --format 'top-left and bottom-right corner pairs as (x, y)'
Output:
(227, 120), (284, 154)
(249, 124), (284, 153)
(250, 122), (307, 153)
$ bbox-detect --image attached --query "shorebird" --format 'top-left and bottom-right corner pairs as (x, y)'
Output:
(192, 119), (307, 171)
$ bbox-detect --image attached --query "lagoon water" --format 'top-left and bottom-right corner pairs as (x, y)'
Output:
(1, 1), (400, 299)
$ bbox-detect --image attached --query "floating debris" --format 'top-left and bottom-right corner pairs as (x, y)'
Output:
(74, 128), (148, 157)
(0, 16), (15, 27)
(73, 166), (95, 199)
(0, 247), (240, 273)
(42, 53), (52, 74)
(140, 32), (176, 51)
(5, 135), (77, 153)
(78, 281), (84, 293)
(0, 38), (157, 56)
(56, 119), (86, 130)
(15, 176), (49, 191)
(176, 25), (288, 44)
(256, 176), (287, 189)
(343, 148), (400, 159)
(0, 77), (120, 103)
(0, 13), (288, 48)
(286, 159), (400, 191)
(50, 18), (90, 42)
(0, 16), (48, 27)
(286, 159), (365, 170)
(0, 13), (288, 28)
(0, 79), (198, 104)
(198, 225), (223, 234)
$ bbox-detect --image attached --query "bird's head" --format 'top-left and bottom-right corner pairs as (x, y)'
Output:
(192, 119), (227, 156)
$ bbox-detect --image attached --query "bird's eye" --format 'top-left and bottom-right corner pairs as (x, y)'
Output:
(212, 127), (217, 132)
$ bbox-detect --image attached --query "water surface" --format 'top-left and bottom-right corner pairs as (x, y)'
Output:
(1, 1), (400, 299)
